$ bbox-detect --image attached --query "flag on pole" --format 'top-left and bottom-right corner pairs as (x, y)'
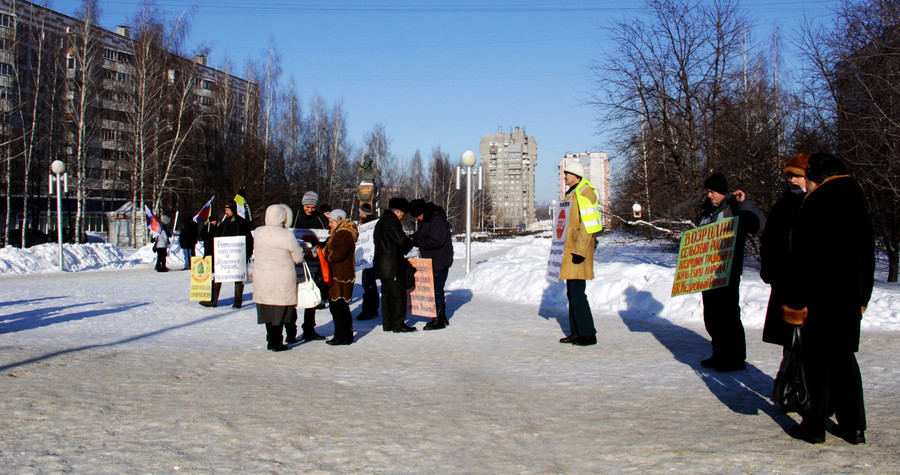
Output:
(193, 195), (215, 223)
(234, 187), (252, 222)
(144, 205), (161, 237)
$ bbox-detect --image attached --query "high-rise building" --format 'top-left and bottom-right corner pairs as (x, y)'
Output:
(558, 152), (611, 227)
(479, 126), (537, 228)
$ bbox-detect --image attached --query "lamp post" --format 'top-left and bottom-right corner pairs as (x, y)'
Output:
(550, 200), (558, 221)
(632, 202), (642, 218)
(457, 150), (481, 274)
(49, 160), (68, 271)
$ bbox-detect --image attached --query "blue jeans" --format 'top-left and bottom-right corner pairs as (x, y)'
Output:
(182, 247), (195, 268)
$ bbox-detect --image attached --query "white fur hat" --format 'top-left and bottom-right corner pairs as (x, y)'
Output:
(564, 161), (585, 177)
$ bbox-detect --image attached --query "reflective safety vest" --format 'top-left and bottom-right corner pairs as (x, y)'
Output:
(574, 178), (603, 234)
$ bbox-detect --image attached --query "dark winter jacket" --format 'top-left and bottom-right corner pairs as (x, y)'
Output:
(295, 211), (328, 230)
(200, 221), (217, 257)
(179, 221), (199, 249)
(373, 210), (413, 281)
(698, 193), (765, 279)
(412, 204), (453, 271)
(785, 175), (875, 353)
(216, 214), (254, 260)
(760, 189), (804, 346)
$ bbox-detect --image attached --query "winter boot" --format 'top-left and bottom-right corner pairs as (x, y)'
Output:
(424, 312), (447, 331)
(358, 292), (379, 320)
(266, 323), (288, 352)
(200, 282), (222, 307)
(232, 282), (244, 308)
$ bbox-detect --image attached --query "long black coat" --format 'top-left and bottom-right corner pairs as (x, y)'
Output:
(412, 204), (453, 271)
(373, 210), (413, 281)
(787, 175), (875, 353)
(759, 189), (803, 346)
(216, 214), (254, 260)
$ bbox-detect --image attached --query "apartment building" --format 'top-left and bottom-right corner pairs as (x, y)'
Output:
(1, 0), (256, 235)
(558, 151), (611, 227)
(479, 126), (537, 228)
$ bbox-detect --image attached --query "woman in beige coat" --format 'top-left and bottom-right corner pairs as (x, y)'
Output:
(253, 204), (305, 351)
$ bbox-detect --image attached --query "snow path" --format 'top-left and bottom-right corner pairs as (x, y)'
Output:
(1, 241), (899, 472)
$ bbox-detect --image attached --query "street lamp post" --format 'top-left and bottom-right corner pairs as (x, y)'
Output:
(457, 150), (481, 274)
(632, 202), (642, 218)
(49, 160), (68, 271)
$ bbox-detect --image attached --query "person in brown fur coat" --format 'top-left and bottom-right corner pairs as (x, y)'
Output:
(322, 209), (359, 345)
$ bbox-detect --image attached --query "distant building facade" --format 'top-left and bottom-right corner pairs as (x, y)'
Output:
(558, 152), (610, 227)
(0, 0), (256, 236)
(479, 126), (537, 228)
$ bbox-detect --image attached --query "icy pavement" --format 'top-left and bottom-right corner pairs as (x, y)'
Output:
(2, 265), (899, 473)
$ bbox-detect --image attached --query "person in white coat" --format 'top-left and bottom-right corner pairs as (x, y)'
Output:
(253, 204), (306, 351)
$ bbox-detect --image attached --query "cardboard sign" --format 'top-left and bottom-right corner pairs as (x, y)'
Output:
(354, 219), (378, 269)
(189, 256), (213, 301)
(546, 200), (572, 282)
(213, 236), (248, 283)
(671, 217), (739, 296)
(406, 257), (437, 318)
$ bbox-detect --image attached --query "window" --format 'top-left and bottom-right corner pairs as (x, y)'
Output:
(67, 56), (77, 70)
(0, 62), (13, 76)
(116, 72), (132, 84)
(202, 80), (214, 90)
(104, 49), (117, 61)
(0, 13), (14, 29)
(101, 129), (116, 140)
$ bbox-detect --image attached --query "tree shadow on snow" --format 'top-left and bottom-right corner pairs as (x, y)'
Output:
(0, 301), (148, 335)
(618, 285), (795, 429)
(0, 311), (231, 372)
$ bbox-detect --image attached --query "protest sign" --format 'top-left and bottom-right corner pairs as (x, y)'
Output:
(671, 217), (739, 296)
(354, 219), (378, 269)
(546, 200), (572, 282)
(406, 257), (437, 318)
(189, 256), (213, 301)
(213, 236), (247, 283)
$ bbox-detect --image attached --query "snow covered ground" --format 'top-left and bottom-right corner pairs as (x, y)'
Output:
(1, 233), (899, 472)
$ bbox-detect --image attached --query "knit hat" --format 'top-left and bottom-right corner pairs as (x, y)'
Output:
(806, 152), (848, 184)
(564, 161), (585, 178)
(302, 191), (319, 206)
(408, 199), (427, 218)
(224, 200), (237, 210)
(388, 197), (409, 213)
(319, 203), (332, 214)
(783, 153), (811, 177)
(359, 203), (373, 216)
(703, 173), (728, 195)
(329, 209), (347, 222)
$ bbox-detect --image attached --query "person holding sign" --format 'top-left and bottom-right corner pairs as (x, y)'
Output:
(253, 204), (306, 352)
(558, 162), (602, 346)
(782, 153), (874, 445)
(199, 200), (254, 308)
(357, 204), (380, 320)
(409, 199), (453, 330)
(697, 173), (765, 372)
(322, 209), (359, 345)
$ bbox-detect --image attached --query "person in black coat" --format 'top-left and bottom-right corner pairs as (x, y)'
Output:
(697, 173), (765, 372)
(783, 153), (875, 446)
(294, 191), (329, 341)
(200, 200), (254, 309)
(179, 219), (199, 270)
(409, 199), (453, 330)
(199, 217), (218, 257)
(760, 153), (810, 347)
(373, 197), (415, 332)
(357, 203), (380, 320)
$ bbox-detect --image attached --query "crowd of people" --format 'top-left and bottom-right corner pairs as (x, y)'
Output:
(182, 151), (874, 446)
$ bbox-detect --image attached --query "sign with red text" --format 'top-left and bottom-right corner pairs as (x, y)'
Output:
(546, 200), (572, 282)
(406, 257), (437, 318)
(671, 217), (739, 296)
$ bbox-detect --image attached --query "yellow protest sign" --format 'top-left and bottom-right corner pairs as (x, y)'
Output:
(190, 256), (213, 301)
(671, 217), (739, 296)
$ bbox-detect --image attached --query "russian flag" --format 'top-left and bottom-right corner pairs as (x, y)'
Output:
(144, 205), (161, 236)
(193, 195), (215, 223)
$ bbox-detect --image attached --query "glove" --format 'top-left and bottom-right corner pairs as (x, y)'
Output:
(572, 254), (585, 264)
(861, 306), (867, 315)
(781, 305), (808, 326)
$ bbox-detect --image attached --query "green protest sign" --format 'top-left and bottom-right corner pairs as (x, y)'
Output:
(671, 217), (739, 296)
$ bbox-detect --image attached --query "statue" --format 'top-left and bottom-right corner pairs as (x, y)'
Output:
(357, 154), (379, 211)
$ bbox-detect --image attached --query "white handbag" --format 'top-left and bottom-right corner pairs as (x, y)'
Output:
(296, 260), (322, 309)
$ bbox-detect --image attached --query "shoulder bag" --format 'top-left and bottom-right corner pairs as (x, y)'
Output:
(772, 326), (811, 413)
(296, 260), (322, 309)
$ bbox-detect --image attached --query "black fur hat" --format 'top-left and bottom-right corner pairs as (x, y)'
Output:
(806, 152), (848, 184)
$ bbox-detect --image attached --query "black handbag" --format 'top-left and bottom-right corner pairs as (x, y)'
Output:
(772, 326), (811, 413)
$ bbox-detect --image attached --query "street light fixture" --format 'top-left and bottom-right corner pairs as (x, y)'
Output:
(457, 150), (481, 274)
(49, 160), (68, 271)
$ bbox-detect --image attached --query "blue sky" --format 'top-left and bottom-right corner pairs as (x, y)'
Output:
(49, 0), (838, 203)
